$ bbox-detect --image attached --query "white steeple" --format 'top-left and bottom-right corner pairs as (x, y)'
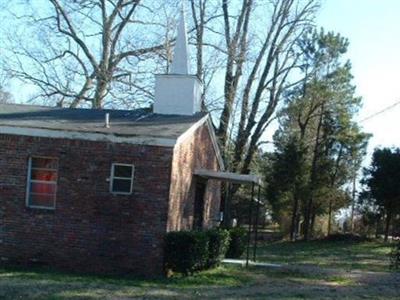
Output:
(153, 4), (203, 116)
(170, 6), (190, 74)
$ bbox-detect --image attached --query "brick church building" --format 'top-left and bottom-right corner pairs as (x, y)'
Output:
(0, 10), (223, 276)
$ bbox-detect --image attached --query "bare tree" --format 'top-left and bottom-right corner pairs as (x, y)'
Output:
(191, 0), (318, 174)
(1, 0), (180, 108)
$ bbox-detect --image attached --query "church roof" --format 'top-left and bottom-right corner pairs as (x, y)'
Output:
(0, 103), (208, 144)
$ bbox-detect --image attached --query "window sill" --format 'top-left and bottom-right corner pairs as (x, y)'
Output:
(26, 205), (56, 211)
(110, 192), (133, 196)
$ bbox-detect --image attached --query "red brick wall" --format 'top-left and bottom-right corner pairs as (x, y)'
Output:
(0, 134), (173, 276)
(167, 121), (222, 231)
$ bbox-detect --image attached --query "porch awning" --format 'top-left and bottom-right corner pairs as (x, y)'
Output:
(194, 169), (262, 185)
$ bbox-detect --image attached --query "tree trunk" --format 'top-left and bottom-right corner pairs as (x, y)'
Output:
(290, 190), (300, 241)
(375, 216), (380, 239)
(350, 174), (356, 233)
(304, 105), (324, 240)
(384, 210), (392, 242)
(310, 210), (316, 239)
(327, 198), (333, 236)
(328, 144), (344, 237)
(93, 77), (108, 108)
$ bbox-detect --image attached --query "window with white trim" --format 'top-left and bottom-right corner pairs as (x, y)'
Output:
(26, 156), (58, 209)
(110, 163), (134, 194)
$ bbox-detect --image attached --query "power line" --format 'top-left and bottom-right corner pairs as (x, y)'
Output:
(360, 99), (400, 123)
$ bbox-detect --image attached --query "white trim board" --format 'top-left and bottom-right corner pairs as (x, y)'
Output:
(175, 115), (209, 145)
(206, 118), (225, 171)
(0, 126), (176, 147)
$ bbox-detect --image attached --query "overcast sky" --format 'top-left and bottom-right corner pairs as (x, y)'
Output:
(317, 0), (400, 165)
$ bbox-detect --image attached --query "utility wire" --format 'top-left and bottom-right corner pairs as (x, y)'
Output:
(360, 99), (400, 123)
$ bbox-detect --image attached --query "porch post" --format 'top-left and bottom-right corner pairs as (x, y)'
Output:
(253, 184), (261, 262)
(222, 181), (231, 228)
(246, 182), (255, 267)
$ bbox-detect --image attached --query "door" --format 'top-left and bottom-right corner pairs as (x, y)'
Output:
(193, 180), (206, 230)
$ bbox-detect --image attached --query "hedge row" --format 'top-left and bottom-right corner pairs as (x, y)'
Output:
(164, 228), (240, 275)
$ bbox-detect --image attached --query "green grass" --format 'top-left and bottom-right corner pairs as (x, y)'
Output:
(0, 264), (389, 300)
(0, 265), (255, 299)
(0, 240), (398, 299)
(255, 239), (393, 272)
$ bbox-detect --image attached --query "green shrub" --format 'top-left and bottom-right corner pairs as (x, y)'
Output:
(164, 231), (209, 275)
(206, 229), (230, 268)
(226, 227), (248, 259)
(164, 228), (231, 276)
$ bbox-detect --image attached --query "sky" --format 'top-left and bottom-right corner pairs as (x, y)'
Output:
(316, 0), (400, 165)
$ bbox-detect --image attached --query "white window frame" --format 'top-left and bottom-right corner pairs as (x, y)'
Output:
(109, 163), (135, 195)
(26, 156), (58, 210)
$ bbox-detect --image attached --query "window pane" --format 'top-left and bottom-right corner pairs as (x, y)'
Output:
(29, 193), (55, 208)
(31, 170), (57, 181)
(114, 165), (133, 178)
(27, 157), (58, 209)
(30, 182), (56, 194)
(112, 179), (132, 193)
(32, 157), (58, 170)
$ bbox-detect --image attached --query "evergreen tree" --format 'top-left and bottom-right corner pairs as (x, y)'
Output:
(361, 148), (400, 241)
(267, 29), (369, 240)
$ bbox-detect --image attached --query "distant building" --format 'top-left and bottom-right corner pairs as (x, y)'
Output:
(0, 10), (223, 276)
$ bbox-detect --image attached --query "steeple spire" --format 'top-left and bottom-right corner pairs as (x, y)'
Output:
(170, 4), (190, 75)
(153, 3), (202, 116)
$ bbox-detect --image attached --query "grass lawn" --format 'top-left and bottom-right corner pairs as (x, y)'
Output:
(255, 239), (393, 272)
(0, 239), (398, 299)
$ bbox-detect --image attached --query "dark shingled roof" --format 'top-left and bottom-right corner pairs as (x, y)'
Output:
(0, 103), (207, 139)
